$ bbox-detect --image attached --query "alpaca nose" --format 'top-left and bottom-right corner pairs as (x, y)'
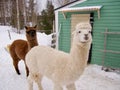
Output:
(84, 34), (88, 37)
(30, 31), (36, 37)
(31, 32), (35, 37)
(84, 34), (89, 40)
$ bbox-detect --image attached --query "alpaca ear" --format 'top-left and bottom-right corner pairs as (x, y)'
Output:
(34, 25), (37, 28)
(25, 26), (28, 29)
(72, 31), (75, 35)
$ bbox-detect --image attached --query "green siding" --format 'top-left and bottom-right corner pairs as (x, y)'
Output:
(58, 0), (120, 68)
(58, 13), (71, 52)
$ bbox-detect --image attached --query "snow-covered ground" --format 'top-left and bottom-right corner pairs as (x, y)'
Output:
(0, 26), (120, 90)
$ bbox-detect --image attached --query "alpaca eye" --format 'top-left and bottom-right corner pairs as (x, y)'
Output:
(78, 31), (81, 33)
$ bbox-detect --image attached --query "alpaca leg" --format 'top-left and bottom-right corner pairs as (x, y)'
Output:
(25, 62), (29, 76)
(66, 83), (76, 90)
(37, 80), (43, 90)
(10, 49), (21, 75)
(54, 84), (63, 90)
(34, 73), (43, 90)
(13, 59), (20, 75)
(27, 74), (34, 90)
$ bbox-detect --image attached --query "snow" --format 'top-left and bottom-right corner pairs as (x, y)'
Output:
(59, 6), (102, 12)
(0, 26), (120, 90)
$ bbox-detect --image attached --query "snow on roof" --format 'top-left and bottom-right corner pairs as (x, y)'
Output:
(59, 6), (102, 19)
(59, 6), (102, 12)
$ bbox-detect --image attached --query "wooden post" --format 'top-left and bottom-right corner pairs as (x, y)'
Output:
(7, 30), (11, 40)
(102, 28), (107, 69)
(97, 10), (100, 19)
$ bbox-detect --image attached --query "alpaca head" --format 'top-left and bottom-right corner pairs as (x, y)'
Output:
(73, 23), (92, 44)
(25, 25), (37, 40)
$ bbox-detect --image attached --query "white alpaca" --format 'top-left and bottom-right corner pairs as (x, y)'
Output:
(26, 23), (92, 90)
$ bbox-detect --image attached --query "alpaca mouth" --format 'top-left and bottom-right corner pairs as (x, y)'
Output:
(84, 36), (89, 40)
(81, 37), (90, 43)
(30, 38), (36, 41)
(31, 34), (35, 37)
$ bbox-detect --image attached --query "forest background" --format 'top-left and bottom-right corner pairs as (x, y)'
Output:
(0, 0), (75, 34)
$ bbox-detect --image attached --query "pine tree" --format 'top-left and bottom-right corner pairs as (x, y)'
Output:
(38, 0), (54, 34)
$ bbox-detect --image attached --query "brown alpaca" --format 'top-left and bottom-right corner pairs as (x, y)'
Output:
(9, 25), (38, 76)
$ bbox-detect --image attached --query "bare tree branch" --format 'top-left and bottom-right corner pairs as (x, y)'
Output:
(52, 0), (75, 8)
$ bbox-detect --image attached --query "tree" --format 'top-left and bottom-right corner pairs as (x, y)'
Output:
(16, 0), (20, 33)
(25, 0), (37, 25)
(0, 0), (12, 25)
(38, 0), (55, 34)
(11, 0), (26, 30)
(52, 0), (75, 8)
(0, 0), (38, 30)
(23, 0), (27, 25)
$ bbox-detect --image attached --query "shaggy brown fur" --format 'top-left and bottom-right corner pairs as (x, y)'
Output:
(9, 25), (38, 76)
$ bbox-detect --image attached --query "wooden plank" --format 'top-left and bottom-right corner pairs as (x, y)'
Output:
(101, 32), (120, 34)
(101, 50), (120, 54)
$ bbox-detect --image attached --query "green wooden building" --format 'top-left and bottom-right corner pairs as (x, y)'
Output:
(54, 0), (120, 68)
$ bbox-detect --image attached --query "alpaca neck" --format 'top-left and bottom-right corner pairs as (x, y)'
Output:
(27, 38), (38, 50)
(70, 42), (90, 68)
(28, 40), (38, 47)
